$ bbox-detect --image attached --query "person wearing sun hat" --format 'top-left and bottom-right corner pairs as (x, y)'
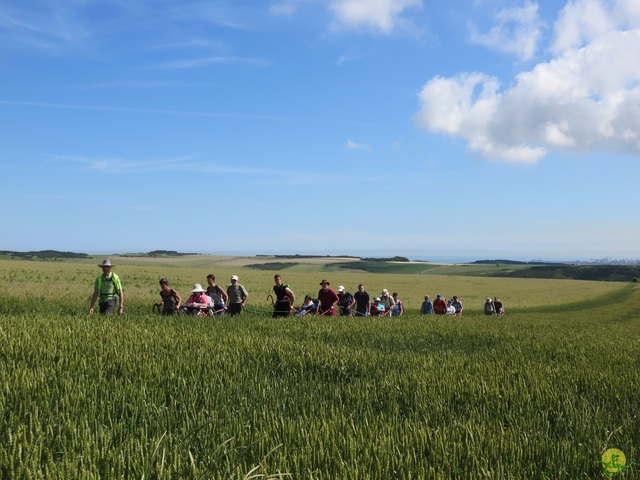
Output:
(181, 284), (210, 315)
(89, 259), (124, 315)
(317, 279), (339, 316)
(379, 288), (395, 311)
(226, 275), (249, 316)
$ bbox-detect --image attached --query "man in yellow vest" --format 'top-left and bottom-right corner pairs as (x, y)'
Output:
(89, 259), (124, 315)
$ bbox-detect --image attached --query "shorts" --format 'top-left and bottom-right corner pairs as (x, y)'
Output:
(99, 300), (117, 315)
(228, 303), (244, 316)
(273, 300), (291, 318)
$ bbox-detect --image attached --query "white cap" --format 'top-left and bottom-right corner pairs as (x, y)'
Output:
(338, 285), (345, 292)
(231, 275), (239, 281)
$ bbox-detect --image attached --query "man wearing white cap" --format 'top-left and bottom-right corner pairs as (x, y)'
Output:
(89, 259), (123, 315)
(227, 275), (249, 316)
(337, 285), (355, 316)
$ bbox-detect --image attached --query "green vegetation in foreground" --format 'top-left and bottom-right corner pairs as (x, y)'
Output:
(0, 259), (639, 478)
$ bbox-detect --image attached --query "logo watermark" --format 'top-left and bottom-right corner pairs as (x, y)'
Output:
(597, 448), (636, 477)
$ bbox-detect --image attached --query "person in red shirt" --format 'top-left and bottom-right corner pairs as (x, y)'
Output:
(317, 279), (339, 316)
(433, 294), (447, 315)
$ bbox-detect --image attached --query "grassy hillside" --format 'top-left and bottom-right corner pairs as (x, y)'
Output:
(0, 268), (638, 478)
(499, 264), (640, 282)
(2, 253), (637, 282)
(0, 258), (628, 314)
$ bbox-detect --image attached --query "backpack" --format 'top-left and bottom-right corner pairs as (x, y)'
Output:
(485, 301), (495, 314)
(207, 284), (225, 304)
(274, 283), (293, 302)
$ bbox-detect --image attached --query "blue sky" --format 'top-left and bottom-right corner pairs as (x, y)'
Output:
(1, 0), (639, 261)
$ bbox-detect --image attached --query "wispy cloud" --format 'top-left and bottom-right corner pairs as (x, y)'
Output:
(0, 1), (255, 58)
(346, 139), (372, 151)
(469, 1), (543, 61)
(53, 155), (203, 174)
(146, 38), (230, 52)
(0, 12), (39, 32)
(330, 0), (423, 34)
(52, 153), (395, 187)
(0, 4), (92, 53)
(157, 55), (271, 69)
(0, 100), (288, 120)
(83, 80), (200, 89)
(270, 2), (298, 16)
(337, 49), (375, 66)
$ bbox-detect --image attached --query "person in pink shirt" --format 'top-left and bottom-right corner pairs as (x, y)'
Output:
(182, 284), (210, 315)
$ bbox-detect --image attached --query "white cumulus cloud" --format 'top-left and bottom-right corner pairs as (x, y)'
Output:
(415, 0), (640, 163)
(470, 1), (543, 61)
(330, 0), (422, 34)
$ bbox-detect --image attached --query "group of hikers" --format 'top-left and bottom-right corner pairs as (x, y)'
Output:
(293, 280), (405, 318)
(88, 259), (504, 317)
(159, 276), (407, 318)
(483, 297), (506, 316)
(157, 273), (249, 317)
(420, 294), (464, 315)
(419, 294), (504, 316)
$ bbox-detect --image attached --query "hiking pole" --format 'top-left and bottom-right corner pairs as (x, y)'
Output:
(266, 294), (275, 307)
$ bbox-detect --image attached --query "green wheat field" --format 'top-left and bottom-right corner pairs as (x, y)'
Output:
(0, 257), (638, 479)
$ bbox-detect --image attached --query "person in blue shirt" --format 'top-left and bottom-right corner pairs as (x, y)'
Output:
(421, 295), (433, 315)
(391, 292), (404, 316)
(452, 295), (464, 316)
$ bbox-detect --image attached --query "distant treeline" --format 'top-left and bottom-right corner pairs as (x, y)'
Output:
(257, 254), (361, 259)
(120, 250), (199, 257)
(0, 250), (89, 259)
(0, 250), (202, 260)
(473, 259), (561, 265)
(497, 265), (640, 282)
(246, 262), (300, 271)
(362, 256), (410, 262)
(255, 254), (409, 261)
